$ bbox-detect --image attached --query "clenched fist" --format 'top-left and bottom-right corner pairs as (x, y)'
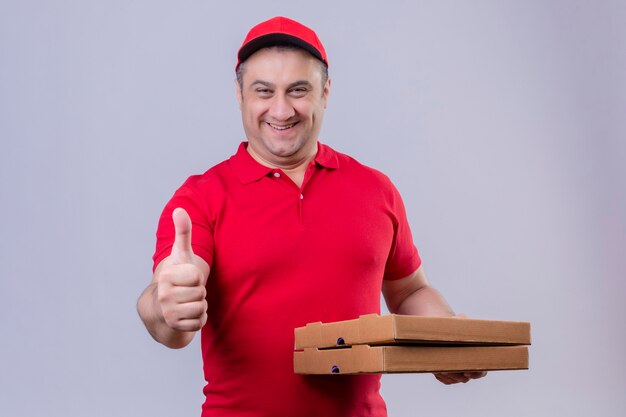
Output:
(155, 207), (208, 332)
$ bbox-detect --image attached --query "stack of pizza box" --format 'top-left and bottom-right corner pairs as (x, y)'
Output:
(294, 314), (531, 374)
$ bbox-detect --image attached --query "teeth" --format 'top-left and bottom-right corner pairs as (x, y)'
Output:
(269, 123), (295, 130)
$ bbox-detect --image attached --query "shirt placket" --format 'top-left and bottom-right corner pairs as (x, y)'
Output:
(270, 163), (317, 225)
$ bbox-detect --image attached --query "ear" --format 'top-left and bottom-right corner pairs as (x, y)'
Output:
(323, 77), (331, 109)
(235, 78), (243, 107)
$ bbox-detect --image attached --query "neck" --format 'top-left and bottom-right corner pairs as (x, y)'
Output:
(247, 143), (317, 188)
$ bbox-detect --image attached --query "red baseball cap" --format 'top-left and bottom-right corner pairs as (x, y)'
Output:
(236, 16), (328, 71)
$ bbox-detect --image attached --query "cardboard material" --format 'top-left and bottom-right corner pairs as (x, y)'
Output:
(294, 344), (529, 375)
(295, 314), (531, 349)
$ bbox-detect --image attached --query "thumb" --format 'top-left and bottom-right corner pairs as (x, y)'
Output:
(171, 207), (194, 263)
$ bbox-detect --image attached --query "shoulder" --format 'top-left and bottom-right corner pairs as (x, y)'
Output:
(325, 144), (397, 191)
(180, 159), (231, 191)
(167, 157), (235, 217)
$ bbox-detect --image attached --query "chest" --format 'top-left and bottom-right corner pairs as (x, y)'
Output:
(211, 171), (396, 280)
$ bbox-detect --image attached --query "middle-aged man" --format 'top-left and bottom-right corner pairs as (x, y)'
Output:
(137, 16), (485, 417)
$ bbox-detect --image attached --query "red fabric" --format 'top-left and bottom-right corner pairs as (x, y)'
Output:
(153, 142), (421, 417)
(236, 16), (328, 70)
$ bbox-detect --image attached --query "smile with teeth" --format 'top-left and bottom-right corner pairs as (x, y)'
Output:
(267, 122), (297, 131)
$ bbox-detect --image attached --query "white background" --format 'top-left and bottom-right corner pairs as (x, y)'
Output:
(1, 1), (625, 416)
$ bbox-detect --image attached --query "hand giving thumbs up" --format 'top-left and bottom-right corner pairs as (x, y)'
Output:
(155, 208), (209, 332)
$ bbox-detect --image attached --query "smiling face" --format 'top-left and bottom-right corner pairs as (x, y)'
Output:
(236, 47), (330, 169)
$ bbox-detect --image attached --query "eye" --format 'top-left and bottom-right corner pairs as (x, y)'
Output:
(289, 87), (308, 97)
(255, 88), (273, 96)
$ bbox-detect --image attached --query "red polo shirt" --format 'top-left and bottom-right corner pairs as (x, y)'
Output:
(153, 142), (421, 417)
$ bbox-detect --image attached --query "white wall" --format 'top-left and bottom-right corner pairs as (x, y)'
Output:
(1, 1), (624, 416)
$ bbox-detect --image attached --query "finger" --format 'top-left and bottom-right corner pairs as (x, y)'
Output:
(175, 314), (208, 332)
(434, 372), (469, 384)
(451, 373), (470, 383)
(163, 264), (205, 287)
(168, 284), (207, 303)
(434, 373), (456, 385)
(175, 300), (208, 321)
(171, 207), (194, 263)
(464, 371), (487, 379)
(162, 300), (208, 326)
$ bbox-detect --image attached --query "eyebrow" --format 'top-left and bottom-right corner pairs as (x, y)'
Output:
(250, 80), (274, 89)
(249, 80), (314, 90)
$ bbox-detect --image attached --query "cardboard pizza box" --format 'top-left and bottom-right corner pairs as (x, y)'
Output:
(295, 314), (531, 349)
(294, 344), (529, 375)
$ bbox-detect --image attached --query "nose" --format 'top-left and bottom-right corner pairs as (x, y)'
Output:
(268, 94), (295, 121)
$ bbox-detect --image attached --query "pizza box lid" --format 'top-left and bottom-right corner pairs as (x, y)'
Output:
(295, 314), (531, 349)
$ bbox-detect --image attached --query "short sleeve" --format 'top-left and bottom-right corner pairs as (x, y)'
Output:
(152, 177), (215, 271)
(383, 180), (422, 280)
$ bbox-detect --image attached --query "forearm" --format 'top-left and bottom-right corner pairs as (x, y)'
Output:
(393, 285), (455, 317)
(137, 283), (195, 349)
(383, 268), (486, 384)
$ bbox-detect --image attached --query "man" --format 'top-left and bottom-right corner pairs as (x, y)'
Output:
(137, 16), (485, 417)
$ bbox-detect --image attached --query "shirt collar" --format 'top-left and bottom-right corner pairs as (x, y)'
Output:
(228, 141), (339, 184)
(314, 142), (339, 170)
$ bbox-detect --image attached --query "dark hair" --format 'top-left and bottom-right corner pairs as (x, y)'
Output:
(236, 43), (329, 93)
